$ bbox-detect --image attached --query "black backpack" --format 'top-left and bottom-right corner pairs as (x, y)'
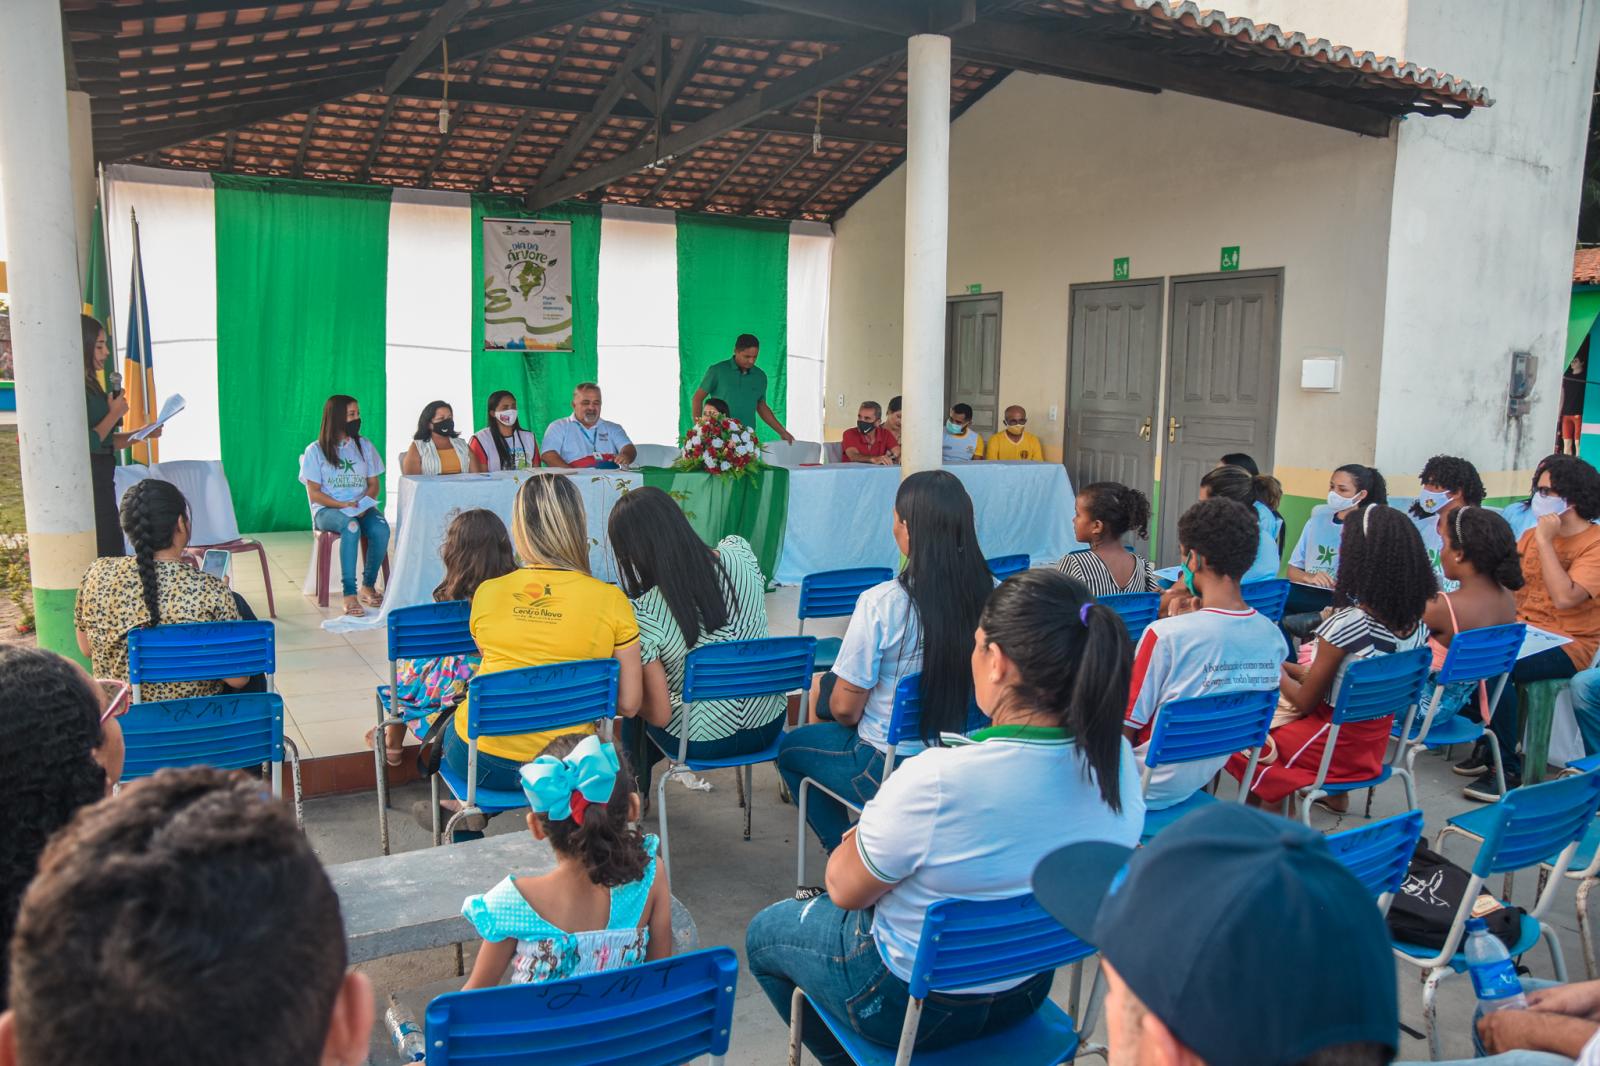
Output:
(1385, 841), (1523, 951)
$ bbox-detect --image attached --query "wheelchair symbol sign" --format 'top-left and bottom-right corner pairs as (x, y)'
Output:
(1220, 246), (1241, 272)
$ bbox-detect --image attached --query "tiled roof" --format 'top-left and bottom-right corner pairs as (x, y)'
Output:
(1576, 247), (1600, 286)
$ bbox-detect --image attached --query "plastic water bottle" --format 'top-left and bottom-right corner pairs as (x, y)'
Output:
(1464, 916), (1528, 1013)
(385, 993), (426, 1062)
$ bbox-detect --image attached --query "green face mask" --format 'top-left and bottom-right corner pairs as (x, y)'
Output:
(1178, 552), (1199, 597)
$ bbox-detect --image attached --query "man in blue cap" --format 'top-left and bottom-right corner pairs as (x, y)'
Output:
(1032, 803), (1397, 1065)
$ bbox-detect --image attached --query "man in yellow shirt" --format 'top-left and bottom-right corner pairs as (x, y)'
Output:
(985, 405), (1046, 461)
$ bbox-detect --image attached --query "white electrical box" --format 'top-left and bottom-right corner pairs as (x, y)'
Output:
(1300, 352), (1342, 392)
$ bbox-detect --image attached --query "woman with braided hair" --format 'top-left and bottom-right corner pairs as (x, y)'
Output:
(74, 479), (256, 701)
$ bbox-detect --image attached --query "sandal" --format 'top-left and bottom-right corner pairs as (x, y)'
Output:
(342, 595), (365, 617)
(360, 586), (384, 609)
(364, 726), (404, 767)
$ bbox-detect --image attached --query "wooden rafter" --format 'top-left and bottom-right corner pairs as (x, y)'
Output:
(532, 24), (660, 195)
(691, 131), (769, 211)
(384, 0), (474, 94)
(791, 140), (870, 213)
(359, 94), (400, 182)
(479, 108), (540, 192)
(77, 0), (440, 51)
(293, 105), (320, 177)
(741, 143), (811, 213)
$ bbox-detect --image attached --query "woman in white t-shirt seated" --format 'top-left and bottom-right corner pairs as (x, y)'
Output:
(299, 393), (389, 617)
(400, 399), (480, 475)
(776, 471), (994, 863)
(747, 569), (1144, 1064)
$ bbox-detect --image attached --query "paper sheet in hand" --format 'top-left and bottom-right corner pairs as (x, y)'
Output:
(1518, 626), (1573, 661)
(127, 394), (185, 442)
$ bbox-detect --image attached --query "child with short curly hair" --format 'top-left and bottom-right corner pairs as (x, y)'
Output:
(1055, 482), (1158, 594)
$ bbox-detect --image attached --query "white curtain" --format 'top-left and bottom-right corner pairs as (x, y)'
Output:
(104, 165), (220, 464)
(786, 224), (832, 443)
(597, 206), (681, 448)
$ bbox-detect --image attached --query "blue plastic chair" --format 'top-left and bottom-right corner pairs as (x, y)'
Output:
(651, 637), (816, 879)
(1137, 688), (1276, 843)
(1386, 622), (1523, 813)
(797, 568), (893, 673)
(1292, 647), (1431, 825)
(1240, 578), (1291, 623)
(986, 554), (1030, 581)
(434, 658), (620, 843)
(789, 895), (1092, 1065)
(1396, 770), (1600, 1059)
(1098, 592), (1160, 644)
(119, 691), (300, 826)
(424, 947), (738, 1065)
(795, 671), (989, 886)
(1325, 809), (1425, 915)
(373, 601), (477, 854)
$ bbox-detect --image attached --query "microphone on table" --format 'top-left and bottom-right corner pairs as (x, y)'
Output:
(108, 370), (123, 399)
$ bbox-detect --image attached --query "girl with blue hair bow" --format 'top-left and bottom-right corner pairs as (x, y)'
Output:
(460, 733), (673, 988)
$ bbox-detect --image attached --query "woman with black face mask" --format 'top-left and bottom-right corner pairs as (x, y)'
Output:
(299, 393), (390, 617)
(400, 400), (480, 475)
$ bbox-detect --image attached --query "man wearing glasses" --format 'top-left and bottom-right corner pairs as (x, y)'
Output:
(985, 404), (1045, 461)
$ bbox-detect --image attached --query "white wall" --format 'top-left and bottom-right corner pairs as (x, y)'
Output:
(824, 69), (1400, 479)
(597, 206), (682, 448)
(1373, 0), (1600, 491)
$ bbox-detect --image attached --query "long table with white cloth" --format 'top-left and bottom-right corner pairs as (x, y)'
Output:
(321, 461), (1078, 632)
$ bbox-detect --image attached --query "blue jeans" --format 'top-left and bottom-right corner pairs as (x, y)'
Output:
(620, 714), (785, 794)
(441, 726), (522, 842)
(746, 895), (1053, 1066)
(1569, 668), (1600, 759)
(1489, 648), (1577, 775)
(313, 506), (390, 597)
(778, 722), (884, 854)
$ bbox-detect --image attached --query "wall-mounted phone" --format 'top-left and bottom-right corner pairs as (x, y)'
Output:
(1508, 350), (1537, 419)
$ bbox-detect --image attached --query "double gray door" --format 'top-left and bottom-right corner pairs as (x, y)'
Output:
(1068, 272), (1281, 564)
(946, 295), (1002, 436)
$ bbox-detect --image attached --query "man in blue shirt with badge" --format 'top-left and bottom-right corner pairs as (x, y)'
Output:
(539, 382), (636, 469)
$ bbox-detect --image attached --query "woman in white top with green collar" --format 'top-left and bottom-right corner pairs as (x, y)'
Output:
(747, 569), (1145, 1065)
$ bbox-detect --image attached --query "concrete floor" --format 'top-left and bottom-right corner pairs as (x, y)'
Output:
(309, 738), (1590, 1064)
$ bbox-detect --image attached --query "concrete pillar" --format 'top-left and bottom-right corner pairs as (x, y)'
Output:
(0, 0), (98, 660)
(898, 34), (951, 476)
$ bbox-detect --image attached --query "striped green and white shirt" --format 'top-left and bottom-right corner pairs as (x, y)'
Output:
(633, 536), (785, 741)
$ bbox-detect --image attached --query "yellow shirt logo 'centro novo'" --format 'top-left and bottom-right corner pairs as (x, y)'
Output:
(510, 581), (564, 622)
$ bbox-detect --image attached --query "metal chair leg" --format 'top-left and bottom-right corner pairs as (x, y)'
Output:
(375, 692), (392, 855)
(787, 986), (806, 1066)
(656, 767), (673, 885)
(796, 779), (812, 887)
(744, 762), (755, 841)
(454, 942), (464, 977)
(735, 767), (747, 809)
(1579, 877), (1598, 980)
(1422, 967), (1446, 1061)
(430, 774), (442, 847)
(285, 740), (303, 830)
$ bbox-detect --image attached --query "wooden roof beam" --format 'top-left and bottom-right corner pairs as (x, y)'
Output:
(526, 34), (901, 209)
(479, 108), (541, 191)
(532, 25), (661, 195)
(691, 130), (769, 211)
(793, 140), (871, 213)
(659, 13), (857, 41)
(293, 105), (320, 177)
(384, 0), (474, 94)
(359, 95), (400, 181)
(723, 0), (976, 36)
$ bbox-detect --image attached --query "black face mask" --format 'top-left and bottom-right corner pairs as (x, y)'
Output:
(431, 419), (456, 436)
(856, 420), (877, 434)
(345, 418), (362, 436)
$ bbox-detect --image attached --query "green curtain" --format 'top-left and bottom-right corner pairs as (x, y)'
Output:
(675, 214), (789, 437)
(641, 467), (789, 582)
(214, 176), (392, 533)
(470, 196), (600, 443)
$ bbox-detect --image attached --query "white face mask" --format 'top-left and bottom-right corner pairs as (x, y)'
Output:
(1416, 488), (1454, 513)
(1328, 489), (1363, 510)
(1532, 492), (1569, 518)
(495, 409), (518, 427)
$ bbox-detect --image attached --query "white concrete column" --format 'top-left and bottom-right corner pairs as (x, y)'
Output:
(898, 33), (951, 476)
(0, 0), (98, 658)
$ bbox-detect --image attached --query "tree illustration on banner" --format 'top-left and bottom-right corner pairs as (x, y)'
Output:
(482, 217), (573, 351)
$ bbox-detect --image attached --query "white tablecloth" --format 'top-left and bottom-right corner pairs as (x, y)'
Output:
(322, 462), (1080, 632)
(112, 460), (242, 549)
(772, 461), (1080, 584)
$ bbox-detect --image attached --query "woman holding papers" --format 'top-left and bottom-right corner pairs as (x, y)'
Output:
(83, 315), (160, 557)
(300, 394), (389, 617)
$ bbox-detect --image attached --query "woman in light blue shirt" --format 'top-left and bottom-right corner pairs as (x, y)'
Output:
(300, 393), (389, 616)
(1200, 464), (1283, 582)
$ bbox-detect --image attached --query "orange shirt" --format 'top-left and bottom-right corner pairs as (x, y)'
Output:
(1515, 524), (1600, 668)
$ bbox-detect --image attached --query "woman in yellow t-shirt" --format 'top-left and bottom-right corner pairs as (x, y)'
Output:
(418, 473), (642, 839)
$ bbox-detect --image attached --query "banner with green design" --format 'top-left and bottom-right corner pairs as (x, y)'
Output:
(482, 217), (573, 351)
(641, 467), (789, 583)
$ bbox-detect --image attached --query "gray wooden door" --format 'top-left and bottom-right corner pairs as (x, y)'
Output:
(1157, 273), (1282, 564)
(945, 295), (1002, 436)
(1067, 280), (1162, 514)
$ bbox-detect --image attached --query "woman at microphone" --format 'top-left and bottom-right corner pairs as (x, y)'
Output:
(83, 315), (158, 557)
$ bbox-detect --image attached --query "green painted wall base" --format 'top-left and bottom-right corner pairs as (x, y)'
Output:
(33, 586), (89, 667)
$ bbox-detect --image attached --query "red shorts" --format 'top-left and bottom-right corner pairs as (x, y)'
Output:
(1562, 414), (1583, 442)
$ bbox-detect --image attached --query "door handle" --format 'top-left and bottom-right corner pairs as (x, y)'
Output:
(1168, 416), (1182, 443)
(1138, 417), (1151, 442)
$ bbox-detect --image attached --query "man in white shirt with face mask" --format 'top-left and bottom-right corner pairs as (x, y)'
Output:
(539, 383), (637, 469)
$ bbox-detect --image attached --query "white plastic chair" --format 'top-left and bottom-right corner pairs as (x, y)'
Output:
(762, 440), (821, 467)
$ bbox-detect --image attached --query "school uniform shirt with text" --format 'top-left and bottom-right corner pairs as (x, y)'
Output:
(298, 437), (384, 514)
(1125, 607), (1285, 809)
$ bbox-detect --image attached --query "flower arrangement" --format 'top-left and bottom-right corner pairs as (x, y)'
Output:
(672, 415), (764, 481)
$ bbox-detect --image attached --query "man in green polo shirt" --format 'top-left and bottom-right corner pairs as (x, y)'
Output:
(691, 333), (795, 444)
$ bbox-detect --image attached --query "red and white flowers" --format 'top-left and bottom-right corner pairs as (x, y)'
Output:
(674, 415), (764, 480)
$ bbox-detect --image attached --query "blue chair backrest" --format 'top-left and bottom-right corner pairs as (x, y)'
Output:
(387, 600), (476, 662)
(1240, 579), (1291, 623)
(1144, 689), (1276, 769)
(1436, 622), (1527, 686)
(987, 555), (1030, 581)
(884, 671), (987, 748)
(120, 692), (285, 779)
(1099, 592), (1160, 644)
(1326, 809), (1425, 901)
(1474, 770), (1600, 877)
(798, 568), (893, 621)
(1330, 647), (1432, 726)
(683, 637), (817, 703)
(907, 894), (1094, 1000)
(465, 659), (619, 739)
(424, 947), (738, 1065)
(128, 620), (275, 685)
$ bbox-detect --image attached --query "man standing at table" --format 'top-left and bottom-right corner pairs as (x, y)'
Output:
(985, 404), (1046, 461)
(692, 333), (795, 444)
(539, 382), (637, 468)
(841, 400), (899, 465)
